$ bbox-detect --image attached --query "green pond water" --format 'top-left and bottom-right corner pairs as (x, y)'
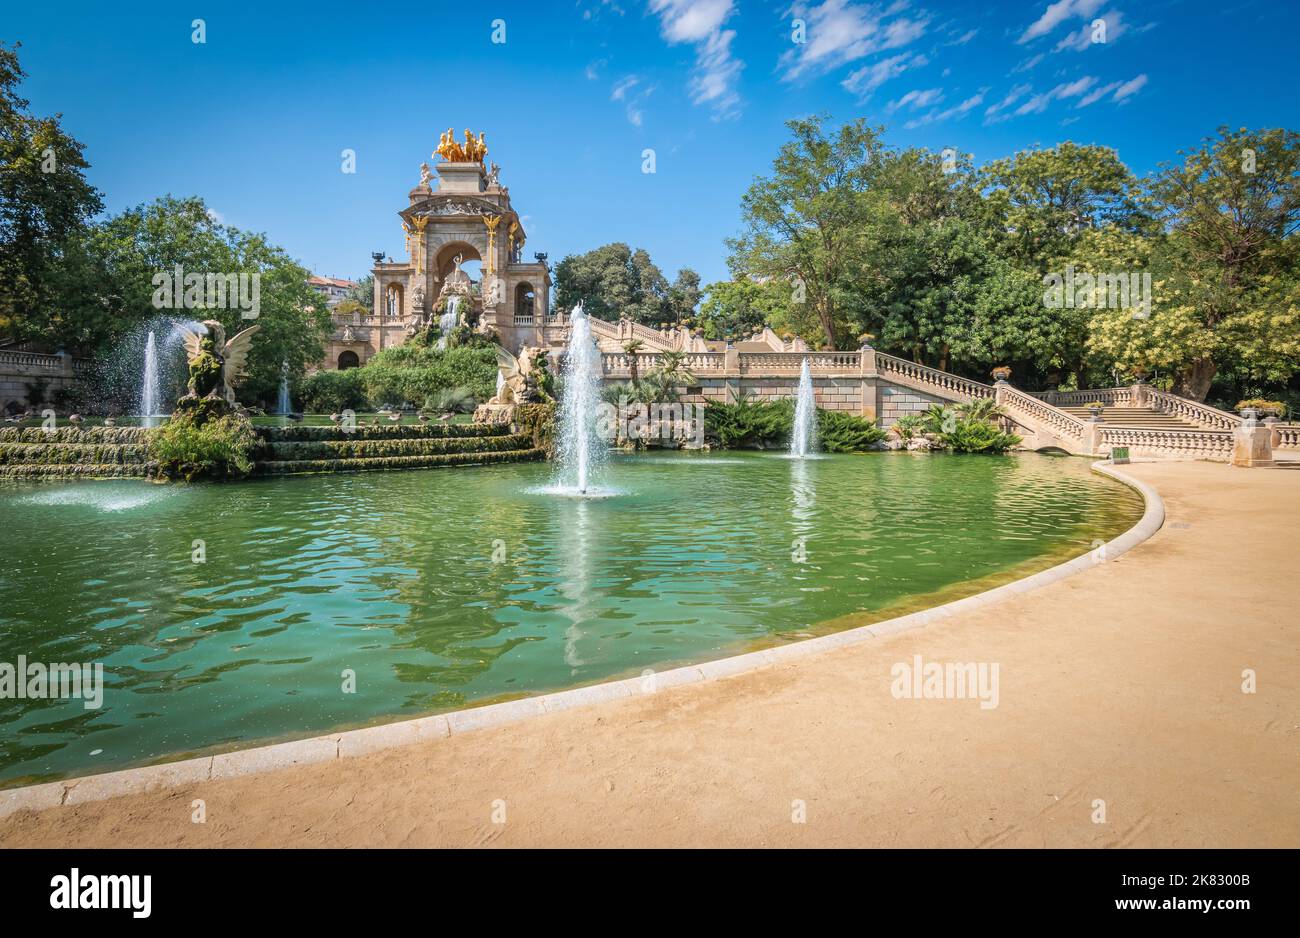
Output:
(0, 451), (1142, 785)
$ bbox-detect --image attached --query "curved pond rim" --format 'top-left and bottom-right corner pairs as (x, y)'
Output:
(0, 459), (1163, 816)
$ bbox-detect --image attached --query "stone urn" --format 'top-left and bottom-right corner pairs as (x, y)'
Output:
(991, 365), (1012, 383)
(1085, 401), (1105, 422)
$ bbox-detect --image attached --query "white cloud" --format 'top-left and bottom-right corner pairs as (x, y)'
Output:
(1018, 0), (1104, 44)
(1111, 73), (1147, 101)
(649, 0), (744, 118)
(611, 76), (640, 100)
(611, 75), (657, 126)
(1076, 79), (1120, 107)
(888, 87), (944, 112)
(585, 59), (608, 80)
(984, 83), (1032, 120)
(779, 0), (931, 82)
(946, 28), (978, 46)
(1010, 53), (1044, 73)
(651, 0), (732, 41)
(903, 90), (986, 129)
(840, 51), (928, 99)
(1055, 10), (1127, 50)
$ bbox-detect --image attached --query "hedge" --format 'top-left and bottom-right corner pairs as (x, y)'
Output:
(0, 442), (152, 465)
(254, 448), (544, 475)
(359, 345), (498, 406)
(0, 426), (154, 445)
(256, 422), (510, 443)
(0, 463), (156, 479)
(261, 434), (534, 461)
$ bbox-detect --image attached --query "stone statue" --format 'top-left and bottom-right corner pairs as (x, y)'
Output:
(492, 345), (552, 404)
(180, 319), (260, 406)
(412, 282), (426, 313)
(419, 162), (433, 188)
(487, 162), (501, 187)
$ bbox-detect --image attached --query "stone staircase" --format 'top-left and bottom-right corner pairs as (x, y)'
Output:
(253, 423), (544, 475)
(1057, 405), (1200, 430)
(0, 426), (156, 479)
(0, 423), (546, 480)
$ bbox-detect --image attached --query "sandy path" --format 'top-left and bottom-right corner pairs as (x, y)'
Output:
(2, 460), (1297, 848)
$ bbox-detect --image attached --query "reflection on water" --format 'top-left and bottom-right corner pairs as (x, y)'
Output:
(0, 452), (1142, 784)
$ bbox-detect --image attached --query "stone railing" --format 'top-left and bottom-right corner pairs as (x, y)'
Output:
(1272, 423), (1300, 449)
(1099, 426), (1234, 460)
(601, 352), (724, 375)
(737, 351), (861, 373)
(873, 352), (994, 402)
(996, 384), (1089, 441)
(1035, 387), (1132, 406)
(0, 349), (69, 372)
(1146, 389), (1239, 431)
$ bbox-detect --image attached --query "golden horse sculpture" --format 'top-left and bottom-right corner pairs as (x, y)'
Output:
(435, 128), (488, 164)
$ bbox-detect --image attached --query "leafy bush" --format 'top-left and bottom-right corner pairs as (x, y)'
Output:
(149, 412), (260, 480)
(940, 418), (1021, 454)
(704, 399), (793, 449)
(423, 386), (476, 414)
(299, 369), (369, 413)
(817, 410), (886, 452)
(891, 413), (925, 441)
(360, 345), (497, 406)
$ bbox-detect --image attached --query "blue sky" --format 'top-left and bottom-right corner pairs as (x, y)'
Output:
(6, 0), (1296, 287)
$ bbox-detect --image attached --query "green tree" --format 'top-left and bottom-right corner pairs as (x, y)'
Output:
(981, 141), (1151, 266)
(345, 274), (374, 309)
(553, 242), (697, 325)
(697, 278), (792, 342)
(92, 195), (330, 404)
(1132, 127), (1300, 399)
(0, 42), (104, 348)
(727, 115), (885, 348)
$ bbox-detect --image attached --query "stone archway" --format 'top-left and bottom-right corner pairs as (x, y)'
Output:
(515, 282), (536, 324)
(383, 283), (404, 318)
(338, 350), (360, 370)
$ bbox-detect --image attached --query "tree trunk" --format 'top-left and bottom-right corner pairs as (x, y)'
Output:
(1173, 358), (1217, 401)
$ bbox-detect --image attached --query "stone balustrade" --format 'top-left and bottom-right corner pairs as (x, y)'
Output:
(1036, 387), (1132, 406)
(873, 351), (994, 402)
(1145, 389), (1239, 431)
(1099, 426), (1234, 460)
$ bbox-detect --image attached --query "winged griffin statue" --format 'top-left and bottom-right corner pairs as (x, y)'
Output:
(181, 319), (261, 405)
(492, 345), (553, 404)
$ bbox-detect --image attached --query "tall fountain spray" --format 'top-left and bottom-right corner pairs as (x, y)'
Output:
(277, 361), (291, 415)
(790, 357), (818, 458)
(140, 330), (160, 426)
(556, 303), (606, 495)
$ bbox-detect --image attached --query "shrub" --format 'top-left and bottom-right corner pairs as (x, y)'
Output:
(891, 413), (925, 442)
(817, 410), (886, 452)
(940, 418), (1021, 454)
(423, 386), (476, 414)
(361, 345), (497, 406)
(704, 399), (793, 449)
(300, 369), (369, 413)
(149, 411), (260, 480)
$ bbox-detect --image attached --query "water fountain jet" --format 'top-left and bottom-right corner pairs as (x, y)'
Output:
(790, 357), (818, 458)
(555, 303), (607, 496)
